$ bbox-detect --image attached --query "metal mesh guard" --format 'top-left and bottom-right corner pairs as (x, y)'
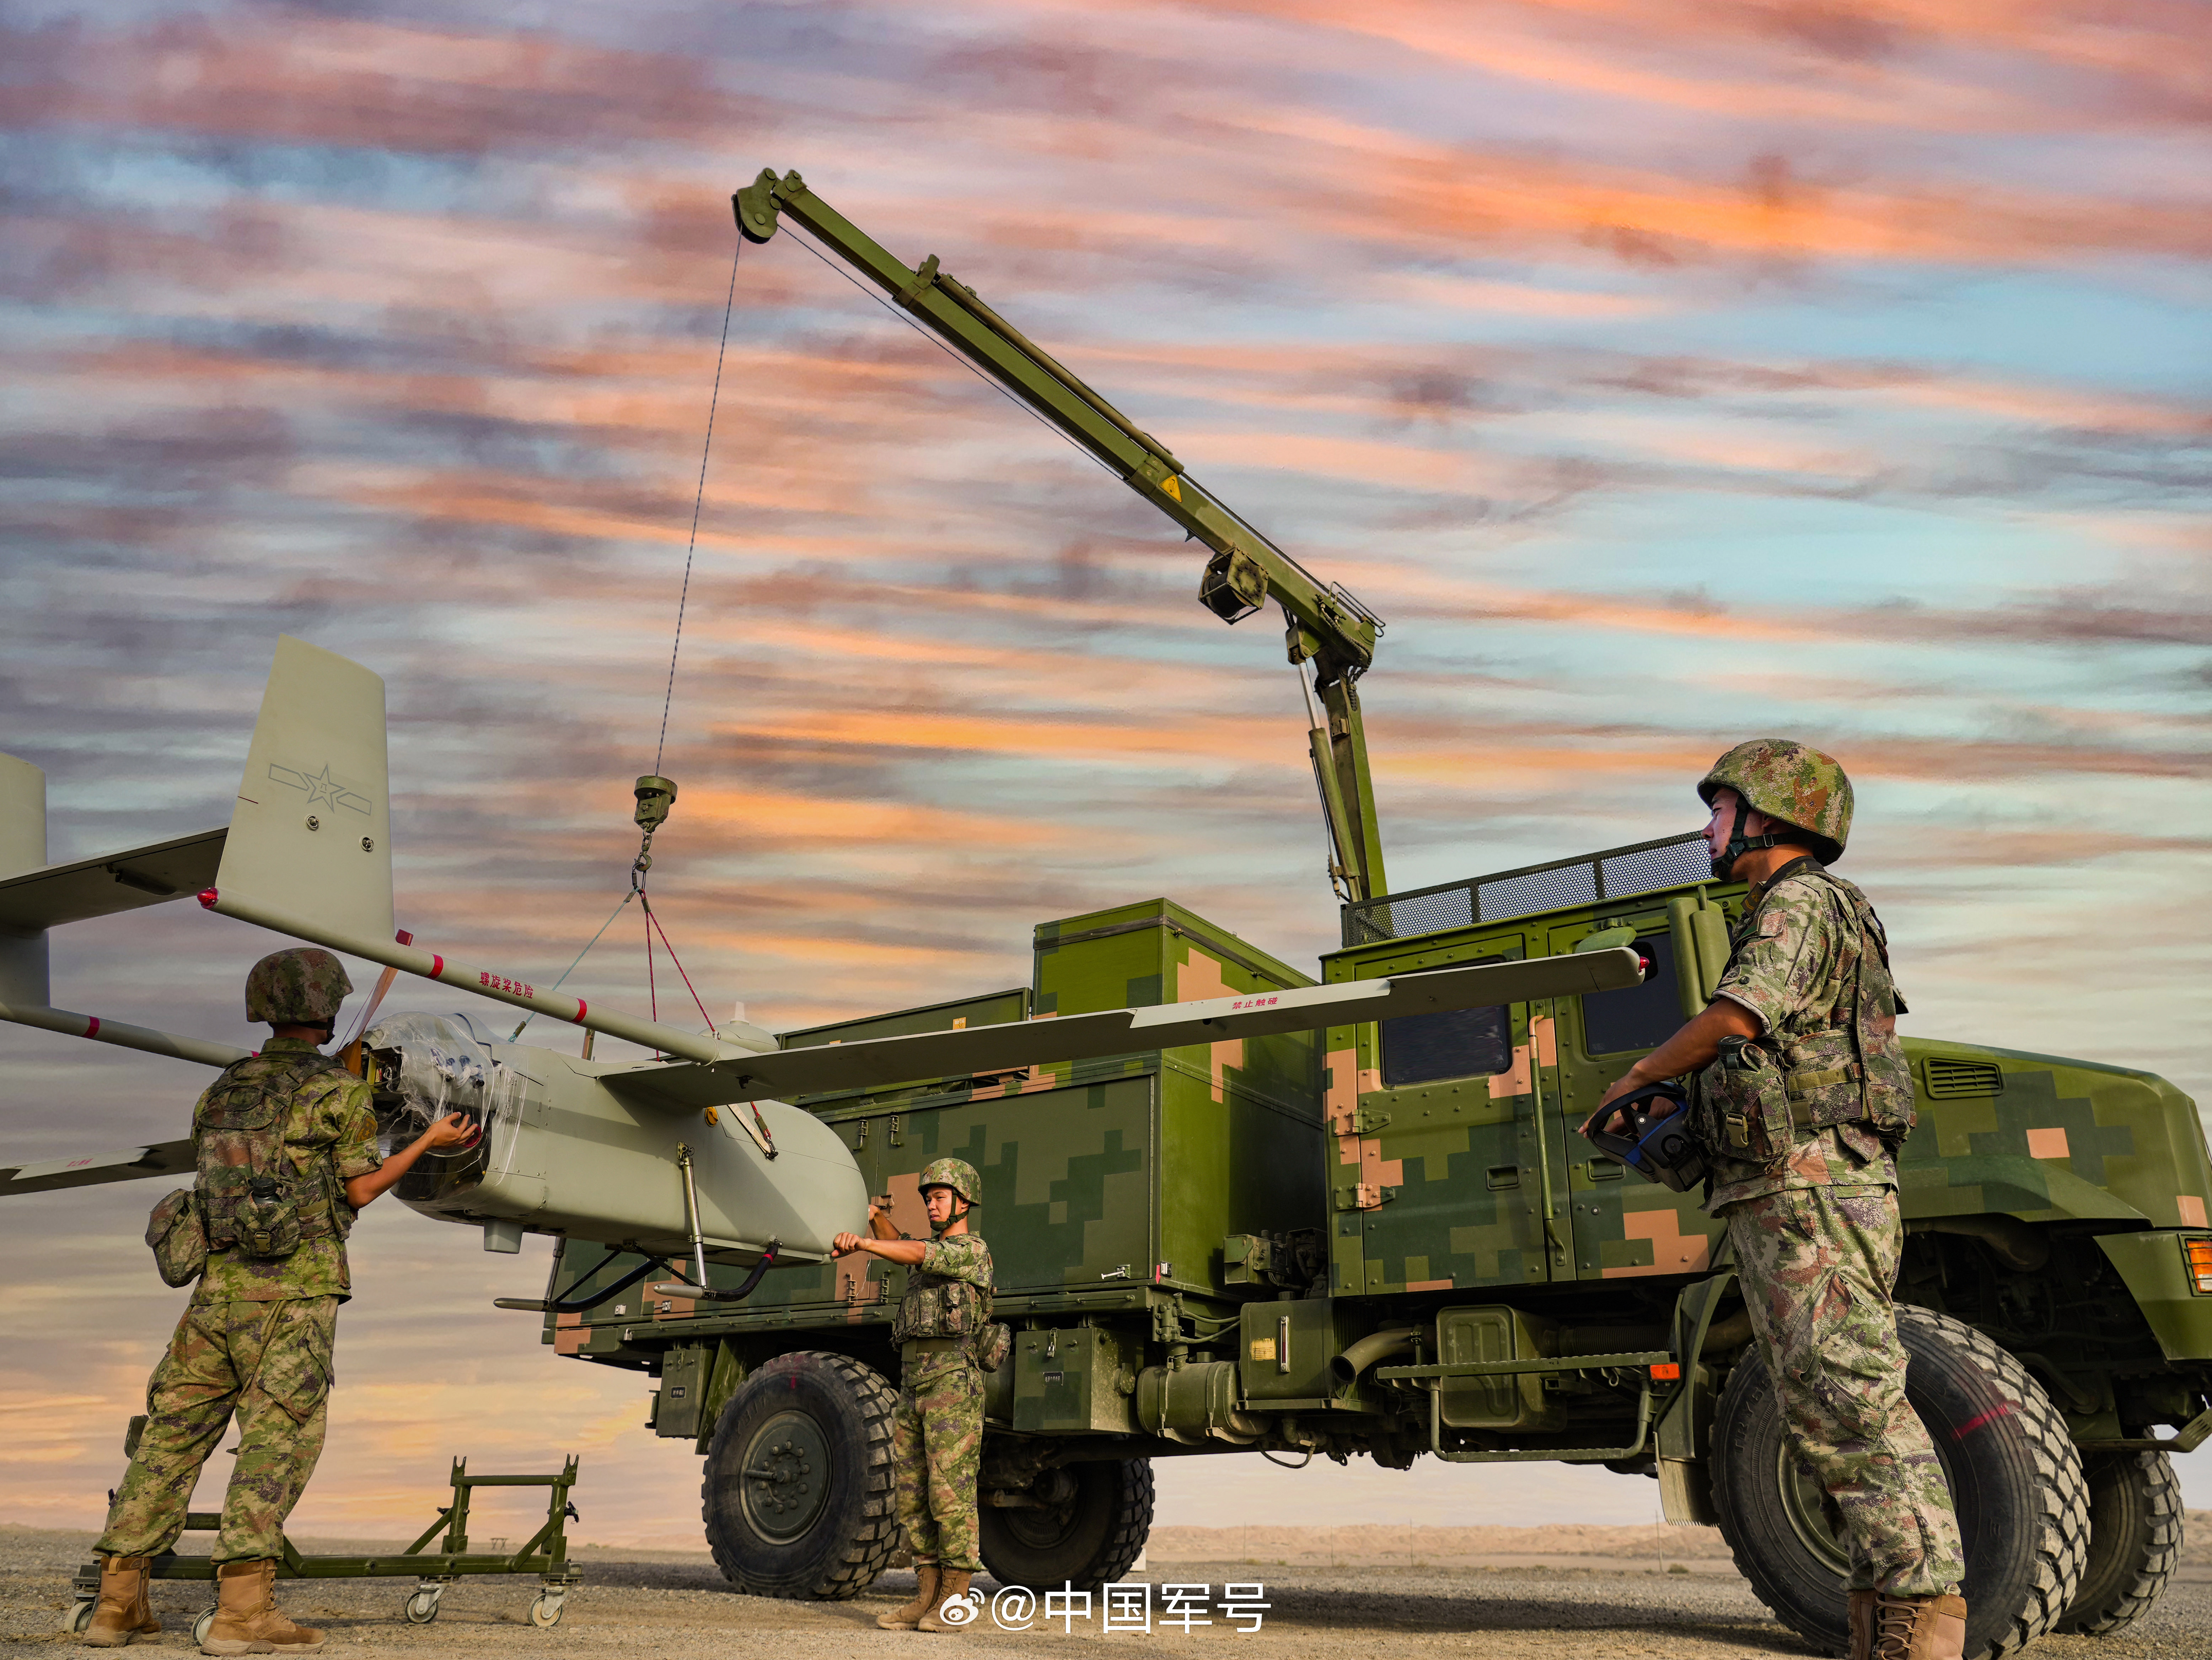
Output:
(1380, 885), (1473, 943)
(1344, 832), (1711, 945)
(1601, 838), (1712, 897)
(1478, 864), (1595, 921)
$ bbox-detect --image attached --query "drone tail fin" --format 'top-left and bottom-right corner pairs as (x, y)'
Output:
(211, 636), (395, 947)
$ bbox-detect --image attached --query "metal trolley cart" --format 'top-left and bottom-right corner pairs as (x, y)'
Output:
(69, 1456), (583, 1637)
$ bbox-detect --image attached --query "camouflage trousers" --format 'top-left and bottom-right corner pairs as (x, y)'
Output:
(1725, 1187), (1965, 1596)
(893, 1357), (983, 1571)
(97, 1298), (338, 1565)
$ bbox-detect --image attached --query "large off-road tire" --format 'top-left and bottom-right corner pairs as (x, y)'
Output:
(978, 1456), (1153, 1592)
(701, 1350), (900, 1600)
(1711, 1305), (2086, 1659)
(2057, 1450), (2182, 1635)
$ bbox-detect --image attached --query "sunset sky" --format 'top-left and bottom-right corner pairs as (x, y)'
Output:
(4, 0), (2209, 1536)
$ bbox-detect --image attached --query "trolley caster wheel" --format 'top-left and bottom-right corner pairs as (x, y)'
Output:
(528, 1592), (565, 1629)
(404, 1588), (445, 1625)
(192, 1608), (219, 1646)
(63, 1600), (97, 1635)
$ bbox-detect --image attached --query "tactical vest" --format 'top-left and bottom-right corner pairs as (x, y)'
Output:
(892, 1238), (993, 1343)
(195, 1050), (352, 1259)
(1697, 860), (1916, 1162)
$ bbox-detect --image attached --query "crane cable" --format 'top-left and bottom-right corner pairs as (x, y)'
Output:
(628, 230), (746, 1056)
(655, 232), (743, 776)
(511, 232), (744, 1047)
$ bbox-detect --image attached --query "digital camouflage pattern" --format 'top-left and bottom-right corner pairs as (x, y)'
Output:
(98, 1297), (338, 1564)
(892, 1356), (984, 1570)
(193, 1038), (382, 1304)
(892, 1228), (992, 1569)
(917, 1157), (982, 1207)
(1703, 864), (1914, 1214)
(243, 948), (353, 1026)
(1698, 739), (1854, 863)
(1727, 1187), (1965, 1597)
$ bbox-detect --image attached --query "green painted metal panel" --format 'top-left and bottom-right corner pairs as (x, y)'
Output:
(1315, 927), (1567, 1297)
(1010, 1326), (1141, 1434)
(1238, 1298), (1359, 1400)
(2096, 1233), (2212, 1362)
(781, 988), (1030, 1050)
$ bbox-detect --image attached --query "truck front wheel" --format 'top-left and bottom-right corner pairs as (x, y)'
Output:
(978, 1456), (1153, 1591)
(2057, 1450), (2181, 1635)
(1711, 1304), (2087, 1659)
(700, 1350), (901, 1600)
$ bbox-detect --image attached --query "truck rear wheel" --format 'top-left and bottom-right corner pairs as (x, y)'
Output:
(1711, 1304), (2086, 1659)
(2057, 1450), (2181, 1635)
(978, 1456), (1153, 1591)
(700, 1350), (900, 1600)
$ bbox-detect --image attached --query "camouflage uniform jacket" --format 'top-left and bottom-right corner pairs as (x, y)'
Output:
(892, 1231), (994, 1348)
(194, 1038), (383, 1304)
(1702, 861), (1913, 1214)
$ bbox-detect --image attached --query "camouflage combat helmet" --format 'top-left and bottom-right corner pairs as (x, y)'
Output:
(1698, 739), (1853, 873)
(918, 1157), (981, 1206)
(244, 947), (353, 1026)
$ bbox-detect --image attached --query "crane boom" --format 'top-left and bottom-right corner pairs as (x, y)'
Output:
(733, 168), (1390, 903)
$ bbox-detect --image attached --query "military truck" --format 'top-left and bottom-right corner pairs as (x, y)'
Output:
(528, 829), (2210, 1657)
(514, 172), (2206, 1660)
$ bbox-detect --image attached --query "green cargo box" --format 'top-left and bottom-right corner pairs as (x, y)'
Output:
(546, 898), (1324, 1364)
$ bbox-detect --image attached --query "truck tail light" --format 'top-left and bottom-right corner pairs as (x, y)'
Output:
(2185, 1237), (2212, 1295)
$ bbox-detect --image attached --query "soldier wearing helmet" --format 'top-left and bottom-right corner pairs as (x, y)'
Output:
(833, 1157), (996, 1634)
(86, 949), (476, 1655)
(1589, 742), (1967, 1660)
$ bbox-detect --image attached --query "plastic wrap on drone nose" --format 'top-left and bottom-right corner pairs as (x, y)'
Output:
(364, 1012), (516, 1163)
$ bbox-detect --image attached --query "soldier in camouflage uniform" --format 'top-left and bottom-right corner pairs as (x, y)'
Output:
(833, 1157), (993, 1636)
(86, 949), (476, 1655)
(1593, 742), (1967, 1660)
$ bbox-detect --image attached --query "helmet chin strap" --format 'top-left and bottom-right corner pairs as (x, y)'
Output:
(929, 1197), (968, 1239)
(1714, 797), (1790, 881)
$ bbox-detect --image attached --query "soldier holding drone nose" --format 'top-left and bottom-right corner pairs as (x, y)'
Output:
(85, 948), (477, 1656)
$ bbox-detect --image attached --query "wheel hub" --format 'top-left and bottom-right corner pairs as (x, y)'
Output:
(1776, 1446), (1851, 1576)
(998, 1468), (1081, 1549)
(740, 1410), (832, 1541)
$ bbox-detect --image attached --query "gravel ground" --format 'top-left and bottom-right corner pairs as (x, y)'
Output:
(5, 1530), (2206, 1660)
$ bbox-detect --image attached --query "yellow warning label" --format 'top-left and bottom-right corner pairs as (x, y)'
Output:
(1160, 475), (1182, 502)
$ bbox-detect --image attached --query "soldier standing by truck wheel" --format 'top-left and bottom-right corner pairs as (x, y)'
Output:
(1590, 742), (1968, 1660)
(85, 949), (477, 1654)
(832, 1158), (994, 1636)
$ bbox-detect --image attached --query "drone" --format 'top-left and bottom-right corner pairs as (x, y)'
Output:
(0, 638), (1637, 1293)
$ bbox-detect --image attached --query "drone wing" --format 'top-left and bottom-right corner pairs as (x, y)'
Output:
(2, 1138), (195, 1197)
(605, 947), (1641, 1111)
(0, 827), (228, 936)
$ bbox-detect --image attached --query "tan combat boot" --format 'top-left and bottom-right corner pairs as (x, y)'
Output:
(877, 1563), (941, 1630)
(1847, 1590), (1878, 1660)
(201, 1560), (325, 1655)
(916, 1568), (973, 1634)
(1871, 1593), (1967, 1660)
(83, 1556), (162, 1646)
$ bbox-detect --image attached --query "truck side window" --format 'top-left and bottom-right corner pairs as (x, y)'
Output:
(1380, 956), (1513, 1086)
(1580, 935), (1680, 1056)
